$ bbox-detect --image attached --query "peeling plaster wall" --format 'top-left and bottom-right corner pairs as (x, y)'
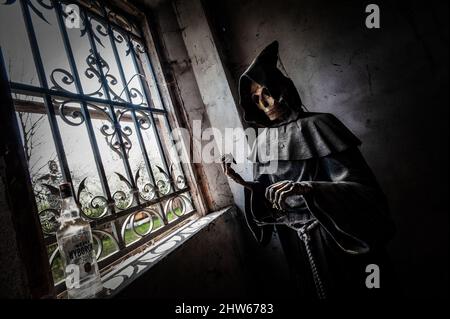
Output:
(149, 0), (235, 211)
(203, 0), (449, 297)
(172, 0), (254, 215)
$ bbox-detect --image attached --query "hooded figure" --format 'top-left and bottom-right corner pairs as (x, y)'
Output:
(225, 41), (396, 299)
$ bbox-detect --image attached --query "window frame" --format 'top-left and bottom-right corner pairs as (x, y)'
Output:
(1, 0), (206, 296)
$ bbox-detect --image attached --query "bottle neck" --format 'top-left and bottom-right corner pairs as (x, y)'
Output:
(60, 196), (80, 220)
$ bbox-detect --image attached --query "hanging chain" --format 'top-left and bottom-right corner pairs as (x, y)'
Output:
(296, 220), (327, 300)
(256, 212), (327, 299)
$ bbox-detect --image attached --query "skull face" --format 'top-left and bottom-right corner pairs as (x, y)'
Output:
(250, 81), (287, 121)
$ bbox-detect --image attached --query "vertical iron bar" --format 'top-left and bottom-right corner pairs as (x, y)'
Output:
(80, 8), (140, 208)
(129, 38), (189, 192)
(53, 0), (124, 249)
(102, 15), (159, 199)
(19, 0), (73, 186)
(101, 7), (168, 224)
(126, 38), (177, 224)
(140, 44), (190, 183)
(4, 0), (201, 290)
(126, 37), (175, 193)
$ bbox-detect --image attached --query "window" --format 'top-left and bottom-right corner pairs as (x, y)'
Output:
(0, 0), (198, 293)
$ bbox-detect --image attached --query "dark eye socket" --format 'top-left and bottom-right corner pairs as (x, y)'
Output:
(261, 87), (271, 97)
(251, 93), (260, 105)
(251, 87), (271, 105)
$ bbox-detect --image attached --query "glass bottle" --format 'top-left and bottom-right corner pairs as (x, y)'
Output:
(56, 183), (103, 299)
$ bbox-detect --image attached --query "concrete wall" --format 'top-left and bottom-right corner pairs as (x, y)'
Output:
(202, 0), (449, 298)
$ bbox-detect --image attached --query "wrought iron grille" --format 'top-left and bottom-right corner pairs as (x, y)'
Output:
(0, 0), (197, 291)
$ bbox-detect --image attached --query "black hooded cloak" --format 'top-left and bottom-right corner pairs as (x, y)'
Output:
(239, 41), (395, 299)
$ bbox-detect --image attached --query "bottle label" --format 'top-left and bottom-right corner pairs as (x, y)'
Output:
(60, 229), (97, 279)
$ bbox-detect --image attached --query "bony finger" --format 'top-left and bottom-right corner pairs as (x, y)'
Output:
(268, 180), (290, 202)
(266, 180), (288, 200)
(273, 182), (293, 206)
(269, 185), (278, 203)
(272, 180), (289, 188)
(266, 184), (278, 202)
(220, 155), (228, 165)
(268, 180), (287, 191)
(265, 185), (271, 201)
(272, 180), (292, 201)
(276, 183), (294, 207)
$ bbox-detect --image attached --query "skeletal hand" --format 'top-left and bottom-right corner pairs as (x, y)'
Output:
(221, 154), (253, 189)
(265, 180), (313, 211)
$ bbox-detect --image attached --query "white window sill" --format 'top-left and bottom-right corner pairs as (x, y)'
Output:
(96, 206), (234, 298)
